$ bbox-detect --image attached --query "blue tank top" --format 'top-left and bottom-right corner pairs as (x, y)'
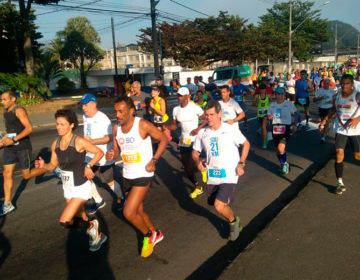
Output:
(295, 80), (309, 98)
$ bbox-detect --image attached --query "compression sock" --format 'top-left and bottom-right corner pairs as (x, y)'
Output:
(277, 152), (287, 165)
(306, 115), (309, 124)
(335, 162), (343, 179)
(109, 181), (124, 199)
(90, 181), (103, 203)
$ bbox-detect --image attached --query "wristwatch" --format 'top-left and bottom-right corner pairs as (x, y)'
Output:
(86, 163), (92, 168)
(238, 161), (246, 167)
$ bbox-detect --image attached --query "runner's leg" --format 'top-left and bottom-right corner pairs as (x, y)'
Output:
(2, 164), (16, 203)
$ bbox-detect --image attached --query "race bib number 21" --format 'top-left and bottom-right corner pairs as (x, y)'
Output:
(210, 137), (219, 157)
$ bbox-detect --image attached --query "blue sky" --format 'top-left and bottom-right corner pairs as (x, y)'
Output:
(33, 0), (360, 49)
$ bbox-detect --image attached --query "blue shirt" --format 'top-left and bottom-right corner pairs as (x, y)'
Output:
(295, 79), (310, 98)
(231, 84), (250, 104)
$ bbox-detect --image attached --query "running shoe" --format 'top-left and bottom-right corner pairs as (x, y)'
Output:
(0, 202), (15, 216)
(141, 230), (157, 258)
(229, 216), (243, 241)
(189, 187), (203, 199)
(87, 199), (106, 215)
(335, 182), (346, 195)
(262, 142), (268, 149)
(87, 219), (107, 251)
(115, 198), (125, 211)
(281, 163), (289, 175)
(154, 230), (164, 245)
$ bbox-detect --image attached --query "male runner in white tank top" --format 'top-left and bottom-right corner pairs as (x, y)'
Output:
(320, 74), (360, 194)
(106, 96), (168, 258)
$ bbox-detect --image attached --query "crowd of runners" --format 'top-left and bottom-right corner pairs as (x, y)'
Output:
(0, 64), (359, 258)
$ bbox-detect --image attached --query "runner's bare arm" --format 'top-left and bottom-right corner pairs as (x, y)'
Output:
(347, 92), (360, 128)
(140, 119), (168, 172)
(77, 137), (104, 167)
(85, 134), (111, 145)
(237, 140), (250, 176)
(106, 123), (120, 161)
(192, 150), (205, 172)
(14, 107), (33, 141)
(24, 140), (59, 179)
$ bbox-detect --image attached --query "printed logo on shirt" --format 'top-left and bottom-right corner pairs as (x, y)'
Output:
(118, 137), (135, 145)
(210, 137), (219, 157)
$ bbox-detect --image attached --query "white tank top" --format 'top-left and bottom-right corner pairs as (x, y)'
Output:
(116, 117), (154, 179)
(334, 90), (360, 136)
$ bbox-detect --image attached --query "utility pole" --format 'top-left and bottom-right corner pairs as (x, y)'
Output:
(159, 30), (164, 77)
(334, 22), (338, 65)
(111, 17), (120, 96)
(357, 33), (359, 65)
(288, 0), (292, 72)
(151, 0), (160, 77)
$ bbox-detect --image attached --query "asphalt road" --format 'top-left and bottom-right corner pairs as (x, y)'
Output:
(0, 96), (336, 280)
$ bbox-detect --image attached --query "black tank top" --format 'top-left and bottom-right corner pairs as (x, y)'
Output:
(4, 106), (32, 151)
(55, 135), (87, 187)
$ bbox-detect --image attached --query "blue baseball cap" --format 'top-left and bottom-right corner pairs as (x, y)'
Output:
(274, 87), (284, 94)
(78, 93), (97, 104)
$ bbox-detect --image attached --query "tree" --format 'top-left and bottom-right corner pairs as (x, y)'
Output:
(258, 0), (330, 61)
(138, 12), (249, 68)
(17, 0), (60, 77)
(39, 50), (63, 88)
(58, 17), (104, 91)
(0, 2), (42, 74)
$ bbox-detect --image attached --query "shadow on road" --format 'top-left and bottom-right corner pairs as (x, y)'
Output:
(0, 216), (11, 270)
(66, 212), (114, 280)
(158, 148), (229, 239)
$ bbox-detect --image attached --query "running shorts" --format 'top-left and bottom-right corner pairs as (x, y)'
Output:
(335, 133), (360, 153)
(3, 148), (32, 170)
(91, 164), (114, 184)
(179, 143), (193, 154)
(63, 180), (91, 200)
(272, 125), (291, 146)
(318, 108), (330, 120)
(295, 97), (310, 109)
(122, 176), (153, 193)
(206, 183), (236, 205)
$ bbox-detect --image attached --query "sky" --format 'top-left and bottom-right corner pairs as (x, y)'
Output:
(32, 0), (360, 49)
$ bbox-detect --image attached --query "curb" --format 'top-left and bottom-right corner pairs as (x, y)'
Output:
(186, 149), (335, 280)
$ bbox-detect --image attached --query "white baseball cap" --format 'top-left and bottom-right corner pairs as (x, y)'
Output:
(177, 87), (190, 96)
(197, 82), (205, 87)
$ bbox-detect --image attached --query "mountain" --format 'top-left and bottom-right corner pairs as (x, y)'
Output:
(322, 20), (359, 50)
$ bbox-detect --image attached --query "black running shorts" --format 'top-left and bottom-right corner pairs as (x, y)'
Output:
(122, 176), (153, 193)
(335, 133), (360, 153)
(91, 163), (114, 184)
(3, 148), (32, 170)
(206, 183), (236, 205)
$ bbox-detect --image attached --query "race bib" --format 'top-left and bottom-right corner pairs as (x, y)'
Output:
(275, 108), (282, 119)
(60, 170), (75, 188)
(273, 125), (286, 134)
(258, 109), (267, 115)
(154, 116), (163, 123)
(121, 152), (142, 163)
(235, 95), (243, 103)
(298, 98), (307, 105)
(208, 168), (227, 178)
(6, 133), (19, 145)
(179, 137), (192, 147)
(288, 88), (295, 94)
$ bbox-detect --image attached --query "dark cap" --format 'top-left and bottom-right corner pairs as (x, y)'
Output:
(259, 84), (267, 89)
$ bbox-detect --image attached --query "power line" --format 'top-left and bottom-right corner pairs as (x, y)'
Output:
(169, 0), (210, 17)
(37, 0), (101, 16)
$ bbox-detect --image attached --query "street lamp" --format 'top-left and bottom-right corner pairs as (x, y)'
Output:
(288, 0), (330, 72)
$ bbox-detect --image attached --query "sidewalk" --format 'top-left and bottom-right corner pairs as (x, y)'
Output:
(219, 150), (360, 280)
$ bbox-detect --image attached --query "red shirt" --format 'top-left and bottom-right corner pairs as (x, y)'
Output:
(254, 86), (273, 97)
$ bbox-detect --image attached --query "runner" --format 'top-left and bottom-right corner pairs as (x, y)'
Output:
(165, 87), (206, 199)
(195, 90), (207, 110)
(295, 70), (313, 129)
(192, 100), (250, 241)
(253, 84), (272, 148)
(231, 76), (251, 130)
(268, 87), (298, 175)
(26, 109), (107, 252)
(219, 85), (245, 132)
(0, 90), (33, 216)
(284, 74), (296, 102)
(106, 96), (168, 258)
(79, 93), (125, 214)
(313, 79), (335, 143)
(319, 74), (360, 194)
(149, 86), (171, 141)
